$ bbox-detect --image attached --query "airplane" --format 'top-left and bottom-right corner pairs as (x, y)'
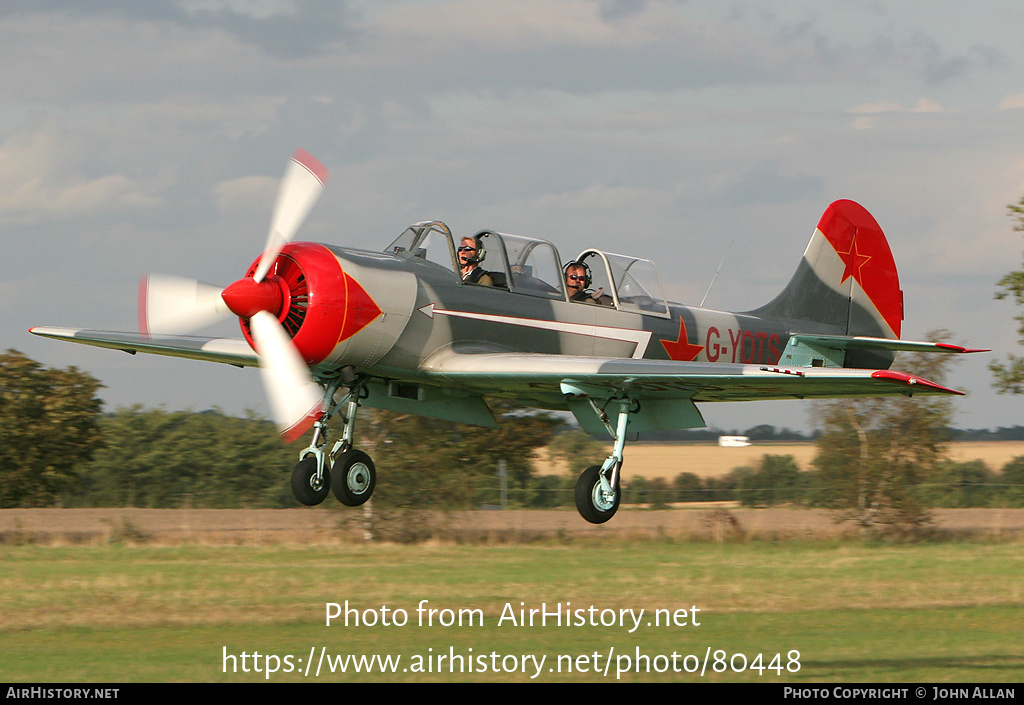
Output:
(31, 149), (986, 523)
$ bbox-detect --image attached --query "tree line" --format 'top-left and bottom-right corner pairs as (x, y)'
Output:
(0, 349), (565, 510)
(624, 454), (1024, 510)
(3, 341), (1023, 522)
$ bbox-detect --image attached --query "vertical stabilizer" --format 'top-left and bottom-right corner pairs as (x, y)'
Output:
(750, 200), (904, 367)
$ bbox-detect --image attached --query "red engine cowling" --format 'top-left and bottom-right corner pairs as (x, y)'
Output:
(229, 242), (383, 366)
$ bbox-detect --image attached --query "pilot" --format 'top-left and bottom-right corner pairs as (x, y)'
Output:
(458, 236), (494, 286)
(565, 261), (612, 306)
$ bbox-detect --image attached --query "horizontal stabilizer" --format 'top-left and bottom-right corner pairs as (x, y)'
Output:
(789, 334), (987, 354)
(781, 334), (987, 369)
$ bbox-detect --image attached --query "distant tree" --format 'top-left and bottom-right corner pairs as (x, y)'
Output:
(743, 424), (778, 441)
(738, 454), (802, 507)
(616, 474), (662, 507)
(622, 475), (668, 507)
(991, 194), (1024, 393)
(0, 351), (104, 507)
(998, 456), (1024, 507)
(811, 331), (960, 537)
(673, 472), (705, 502)
(547, 429), (607, 472)
(367, 402), (558, 509)
(527, 474), (571, 508)
(925, 460), (995, 508)
(77, 407), (298, 508)
(702, 466), (752, 503)
(624, 475), (648, 505)
(645, 477), (671, 509)
(950, 427), (1024, 441)
(480, 401), (562, 485)
(367, 412), (483, 509)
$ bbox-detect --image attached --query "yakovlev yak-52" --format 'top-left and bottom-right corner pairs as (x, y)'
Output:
(32, 150), (984, 523)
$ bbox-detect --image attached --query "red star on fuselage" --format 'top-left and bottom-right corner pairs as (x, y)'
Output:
(661, 318), (704, 361)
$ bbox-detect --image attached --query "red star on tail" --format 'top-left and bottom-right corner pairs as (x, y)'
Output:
(836, 235), (872, 285)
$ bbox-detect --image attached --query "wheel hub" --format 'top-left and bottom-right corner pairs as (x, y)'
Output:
(347, 462), (371, 494)
(309, 474), (325, 492)
(592, 481), (617, 511)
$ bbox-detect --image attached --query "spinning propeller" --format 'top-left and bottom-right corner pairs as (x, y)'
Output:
(140, 149), (330, 441)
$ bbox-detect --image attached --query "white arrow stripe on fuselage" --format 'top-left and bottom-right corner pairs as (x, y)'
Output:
(419, 303), (653, 358)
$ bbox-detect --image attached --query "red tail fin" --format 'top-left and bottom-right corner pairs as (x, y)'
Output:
(751, 200), (903, 341)
(817, 199), (902, 339)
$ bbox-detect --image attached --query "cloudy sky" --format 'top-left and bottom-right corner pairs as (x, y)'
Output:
(4, 0), (1022, 434)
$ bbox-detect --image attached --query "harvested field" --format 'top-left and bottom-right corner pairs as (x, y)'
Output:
(535, 441), (1024, 479)
(3, 506), (1024, 544)
(3, 443), (1021, 545)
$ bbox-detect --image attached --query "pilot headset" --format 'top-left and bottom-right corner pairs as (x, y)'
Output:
(460, 236), (486, 266)
(563, 260), (592, 288)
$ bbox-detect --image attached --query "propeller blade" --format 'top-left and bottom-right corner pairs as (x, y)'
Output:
(140, 274), (230, 336)
(249, 310), (324, 442)
(253, 148), (330, 283)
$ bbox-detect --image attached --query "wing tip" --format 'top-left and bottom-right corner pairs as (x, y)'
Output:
(29, 326), (67, 338)
(934, 342), (990, 354)
(870, 369), (964, 395)
(138, 275), (151, 337)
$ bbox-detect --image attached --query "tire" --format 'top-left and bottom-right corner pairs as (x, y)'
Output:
(291, 456), (330, 506)
(332, 449), (377, 506)
(574, 464), (620, 524)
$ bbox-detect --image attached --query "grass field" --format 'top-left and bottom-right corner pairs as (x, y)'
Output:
(4, 441), (1023, 683)
(3, 540), (1023, 682)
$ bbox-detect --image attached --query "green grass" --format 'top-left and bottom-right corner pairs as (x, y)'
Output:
(2, 541), (1023, 682)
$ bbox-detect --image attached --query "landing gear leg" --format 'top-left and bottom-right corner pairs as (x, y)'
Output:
(574, 398), (632, 524)
(290, 371), (377, 508)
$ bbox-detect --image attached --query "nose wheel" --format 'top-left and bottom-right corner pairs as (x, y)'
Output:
(290, 373), (378, 508)
(331, 449), (376, 506)
(291, 456), (331, 506)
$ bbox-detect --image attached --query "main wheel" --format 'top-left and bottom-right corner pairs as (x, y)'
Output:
(332, 449), (377, 506)
(575, 464), (620, 524)
(291, 456), (331, 506)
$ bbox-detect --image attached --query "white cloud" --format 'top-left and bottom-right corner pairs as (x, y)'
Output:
(214, 175), (278, 214)
(178, 0), (301, 20)
(998, 93), (1024, 109)
(371, 1), (627, 49)
(849, 98), (947, 129)
(850, 98), (946, 114)
(134, 95), (288, 140)
(535, 182), (666, 212)
(0, 118), (162, 224)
